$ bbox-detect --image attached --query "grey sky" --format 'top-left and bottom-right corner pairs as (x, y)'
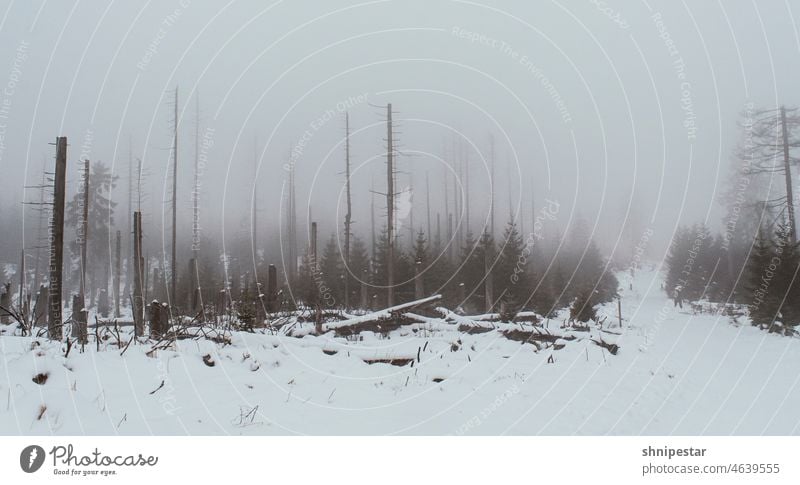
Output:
(0, 0), (798, 258)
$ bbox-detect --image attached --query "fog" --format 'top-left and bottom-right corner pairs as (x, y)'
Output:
(1, 0), (799, 265)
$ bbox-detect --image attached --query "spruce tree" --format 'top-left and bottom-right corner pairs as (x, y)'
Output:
(65, 161), (117, 302)
(746, 231), (780, 328)
(320, 234), (344, 307)
(569, 239), (618, 323)
(346, 236), (370, 307)
(496, 220), (526, 318)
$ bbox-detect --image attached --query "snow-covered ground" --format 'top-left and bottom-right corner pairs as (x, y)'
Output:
(2, 265), (799, 435)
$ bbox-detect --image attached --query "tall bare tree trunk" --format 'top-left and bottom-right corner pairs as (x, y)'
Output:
(426, 171), (432, 241)
(267, 264), (277, 313)
(79, 159), (89, 309)
(370, 173), (376, 262)
(171, 87), (178, 308)
(287, 160), (297, 284)
(414, 261), (423, 300)
(489, 134), (495, 238)
(436, 212), (441, 249)
(33, 167), (47, 291)
(386, 104), (395, 307)
(193, 94), (202, 316)
(444, 161), (450, 261)
(132, 211), (144, 337)
(484, 249), (494, 313)
(465, 149), (470, 237)
(311, 222), (322, 333)
(114, 230), (121, 317)
(344, 112), (352, 309)
(18, 248), (25, 311)
(125, 137), (133, 307)
(781, 106), (797, 243)
(48, 137), (67, 340)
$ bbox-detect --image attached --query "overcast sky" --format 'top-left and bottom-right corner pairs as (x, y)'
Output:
(1, 0), (799, 258)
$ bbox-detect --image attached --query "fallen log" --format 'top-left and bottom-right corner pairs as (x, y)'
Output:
(321, 294), (442, 332)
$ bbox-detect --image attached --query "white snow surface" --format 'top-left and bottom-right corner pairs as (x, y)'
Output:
(1, 266), (799, 435)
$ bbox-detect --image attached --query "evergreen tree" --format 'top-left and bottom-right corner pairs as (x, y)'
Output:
(65, 161), (117, 302)
(746, 231), (779, 328)
(664, 224), (713, 304)
(346, 236), (370, 306)
(456, 231), (481, 311)
(374, 227), (413, 305)
(320, 234), (344, 307)
(426, 237), (457, 307)
(770, 223), (800, 330)
(294, 253), (317, 308)
(568, 239), (619, 323)
(495, 220), (527, 317)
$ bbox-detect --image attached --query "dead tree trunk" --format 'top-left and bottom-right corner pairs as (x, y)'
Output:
(114, 230), (121, 317)
(426, 171), (432, 242)
(152, 267), (161, 303)
(286, 161), (297, 284)
(343, 112), (352, 308)
(18, 248), (25, 312)
(386, 103), (395, 307)
(484, 249), (494, 313)
(79, 159), (89, 308)
(0, 284), (9, 324)
(488, 134), (496, 238)
(72, 158), (90, 343)
(34, 285), (48, 328)
(267, 264), (277, 312)
(781, 106), (797, 244)
(370, 173), (376, 262)
(48, 137), (67, 340)
(414, 260), (423, 300)
(171, 87), (178, 308)
(311, 222), (322, 333)
(71, 294), (87, 345)
(149, 300), (161, 339)
(188, 258), (198, 315)
(360, 269), (368, 309)
(444, 162), (450, 261)
(132, 211), (144, 337)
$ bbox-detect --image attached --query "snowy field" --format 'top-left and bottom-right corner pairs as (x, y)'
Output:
(2, 266), (799, 436)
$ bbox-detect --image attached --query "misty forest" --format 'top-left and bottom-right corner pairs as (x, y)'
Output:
(1, 1), (800, 435)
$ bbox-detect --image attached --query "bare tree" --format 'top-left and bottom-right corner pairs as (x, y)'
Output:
(343, 112), (352, 309)
(743, 106), (800, 242)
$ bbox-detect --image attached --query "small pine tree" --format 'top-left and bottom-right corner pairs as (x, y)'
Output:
(495, 220), (527, 317)
(320, 234), (344, 307)
(746, 230), (782, 329)
(456, 231), (481, 311)
(770, 224), (800, 331)
(346, 236), (370, 307)
(568, 240), (618, 323)
(66, 161), (118, 302)
(373, 227), (413, 305)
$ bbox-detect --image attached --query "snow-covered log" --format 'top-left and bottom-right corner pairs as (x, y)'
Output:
(321, 294), (442, 332)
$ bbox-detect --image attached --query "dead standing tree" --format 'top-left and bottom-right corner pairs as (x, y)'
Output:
(48, 137), (67, 340)
(343, 112), (352, 309)
(285, 158), (298, 285)
(132, 211), (144, 336)
(73, 159), (90, 344)
(114, 230), (121, 317)
(310, 221), (321, 333)
(170, 86), (179, 309)
(744, 106), (800, 242)
(386, 104), (396, 307)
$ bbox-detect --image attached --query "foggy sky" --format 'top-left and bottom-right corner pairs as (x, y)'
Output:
(1, 0), (799, 263)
